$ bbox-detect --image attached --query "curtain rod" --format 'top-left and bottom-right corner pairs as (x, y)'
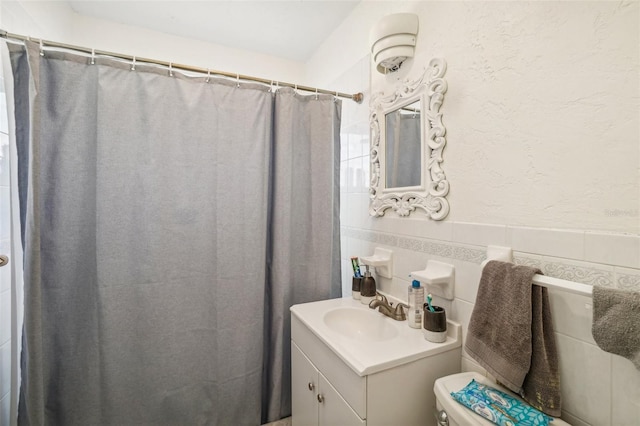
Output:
(0, 29), (364, 104)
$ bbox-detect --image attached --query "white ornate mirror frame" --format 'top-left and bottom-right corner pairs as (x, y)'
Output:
(369, 58), (449, 219)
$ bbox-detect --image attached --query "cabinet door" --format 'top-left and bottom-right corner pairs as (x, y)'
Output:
(292, 342), (319, 426)
(318, 373), (366, 426)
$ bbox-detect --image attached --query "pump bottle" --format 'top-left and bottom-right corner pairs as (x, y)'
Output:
(360, 265), (377, 305)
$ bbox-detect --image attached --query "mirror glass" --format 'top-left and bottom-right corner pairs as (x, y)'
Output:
(369, 58), (449, 219)
(385, 99), (422, 189)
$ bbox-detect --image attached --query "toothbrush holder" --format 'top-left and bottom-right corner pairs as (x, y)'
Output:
(351, 276), (362, 300)
(423, 305), (447, 343)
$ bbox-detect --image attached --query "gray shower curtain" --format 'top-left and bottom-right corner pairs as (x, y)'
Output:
(9, 41), (341, 425)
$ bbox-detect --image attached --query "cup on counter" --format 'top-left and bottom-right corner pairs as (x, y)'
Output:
(351, 277), (362, 300)
(423, 305), (447, 343)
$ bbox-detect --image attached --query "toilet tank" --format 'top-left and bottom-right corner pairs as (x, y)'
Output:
(434, 372), (571, 426)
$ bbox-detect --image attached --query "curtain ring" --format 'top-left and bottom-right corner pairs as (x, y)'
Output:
(39, 39), (44, 57)
(169, 62), (173, 77)
(206, 68), (211, 83)
(131, 56), (136, 71)
(236, 73), (240, 88)
(90, 48), (95, 65)
(315, 87), (319, 100)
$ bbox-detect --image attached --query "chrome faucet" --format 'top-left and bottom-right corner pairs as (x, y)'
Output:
(368, 293), (408, 321)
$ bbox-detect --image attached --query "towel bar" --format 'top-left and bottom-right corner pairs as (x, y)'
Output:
(532, 274), (593, 297)
(484, 246), (593, 297)
(481, 260), (593, 296)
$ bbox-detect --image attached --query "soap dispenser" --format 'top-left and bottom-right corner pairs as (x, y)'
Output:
(360, 265), (377, 305)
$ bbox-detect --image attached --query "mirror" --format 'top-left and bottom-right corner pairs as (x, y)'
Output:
(369, 58), (449, 219)
(385, 99), (422, 188)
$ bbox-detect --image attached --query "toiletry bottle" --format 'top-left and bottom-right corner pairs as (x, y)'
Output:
(360, 265), (377, 305)
(408, 279), (424, 328)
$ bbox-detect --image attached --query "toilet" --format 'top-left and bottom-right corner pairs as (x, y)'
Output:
(434, 372), (571, 425)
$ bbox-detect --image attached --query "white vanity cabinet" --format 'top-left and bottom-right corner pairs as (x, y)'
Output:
(291, 298), (462, 426)
(292, 342), (365, 426)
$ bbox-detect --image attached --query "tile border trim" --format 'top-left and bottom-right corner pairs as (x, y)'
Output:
(343, 227), (637, 289)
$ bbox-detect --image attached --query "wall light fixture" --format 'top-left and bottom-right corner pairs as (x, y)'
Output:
(370, 13), (419, 74)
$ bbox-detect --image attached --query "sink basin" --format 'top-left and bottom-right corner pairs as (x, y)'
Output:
(323, 307), (399, 342)
(291, 297), (462, 376)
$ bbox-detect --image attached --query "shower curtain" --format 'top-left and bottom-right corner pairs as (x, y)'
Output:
(8, 41), (341, 425)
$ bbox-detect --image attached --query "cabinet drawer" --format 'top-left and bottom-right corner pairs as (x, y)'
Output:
(291, 315), (367, 419)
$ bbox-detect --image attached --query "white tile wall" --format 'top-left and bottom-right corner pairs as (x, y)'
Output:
(341, 220), (640, 425)
(0, 82), (6, 135)
(334, 47), (640, 426)
(451, 259), (482, 305)
(0, 133), (8, 187)
(507, 226), (586, 260)
(0, 58), (13, 426)
(0, 341), (10, 397)
(556, 334), (613, 426)
(561, 411), (591, 426)
(452, 222), (507, 247)
(0, 393), (8, 426)
(611, 356), (640, 425)
(585, 231), (640, 269)
(614, 266), (640, 292)
(547, 289), (596, 345)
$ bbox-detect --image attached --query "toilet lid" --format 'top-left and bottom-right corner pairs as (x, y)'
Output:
(434, 372), (570, 426)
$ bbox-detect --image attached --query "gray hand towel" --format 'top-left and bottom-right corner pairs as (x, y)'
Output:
(465, 260), (561, 417)
(592, 286), (640, 370)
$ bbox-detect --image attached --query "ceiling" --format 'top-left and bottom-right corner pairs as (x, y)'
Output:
(67, 1), (361, 62)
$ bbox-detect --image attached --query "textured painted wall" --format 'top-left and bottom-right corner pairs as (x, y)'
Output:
(383, 1), (638, 232)
(312, 0), (639, 234)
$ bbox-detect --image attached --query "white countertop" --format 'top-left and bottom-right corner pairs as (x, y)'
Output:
(290, 296), (461, 376)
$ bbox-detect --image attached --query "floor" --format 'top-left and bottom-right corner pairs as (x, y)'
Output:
(262, 417), (292, 426)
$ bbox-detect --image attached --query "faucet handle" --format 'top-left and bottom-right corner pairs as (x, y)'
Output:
(393, 303), (408, 321)
(394, 303), (409, 314)
(375, 292), (388, 304)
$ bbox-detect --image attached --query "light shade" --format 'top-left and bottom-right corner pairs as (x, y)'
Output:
(370, 13), (419, 74)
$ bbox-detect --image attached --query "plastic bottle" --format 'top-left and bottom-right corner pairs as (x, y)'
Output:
(408, 279), (424, 328)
